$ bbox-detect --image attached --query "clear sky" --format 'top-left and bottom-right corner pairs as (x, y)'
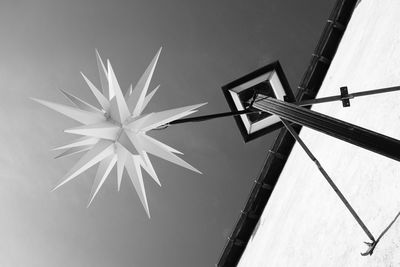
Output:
(0, 0), (335, 266)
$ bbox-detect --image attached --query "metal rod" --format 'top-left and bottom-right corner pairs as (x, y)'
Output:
(297, 95), (345, 106)
(167, 85), (400, 125)
(168, 109), (258, 125)
(253, 97), (400, 162)
(296, 85), (400, 106)
(376, 210), (400, 243)
(281, 119), (376, 242)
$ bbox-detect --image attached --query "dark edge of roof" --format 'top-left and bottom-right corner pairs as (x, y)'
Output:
(216, 0), (359, 266)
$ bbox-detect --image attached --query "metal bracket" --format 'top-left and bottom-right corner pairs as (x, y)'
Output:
(340, 86), (351, 107)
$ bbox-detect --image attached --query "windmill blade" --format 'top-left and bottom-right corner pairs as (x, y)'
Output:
(139, 85), (160, 114)
(81, 72), (110, 112)
(54, 145), (93, 159)
(125, 155), (150, 218)
(65, 122), (120, 140)
(95, 49), (109, 99)
(87, 154), (117, 207)
(52, 136), (98, 151)
(127, 47), (162, 116)
(53, 140), (114, 191)
(137, 134), (201, 174)
(115, 143), (128, 191)
(31, 98), (105, 125)
(130, 103), (207, 132)
(59, 89), (102, 113)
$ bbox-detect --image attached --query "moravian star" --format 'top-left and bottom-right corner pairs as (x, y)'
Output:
(32, 48), (206, 217)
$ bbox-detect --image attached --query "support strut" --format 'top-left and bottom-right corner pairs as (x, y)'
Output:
(280, 119), (377, 255)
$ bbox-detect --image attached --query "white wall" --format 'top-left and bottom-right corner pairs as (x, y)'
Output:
(238, 1), (400, 266)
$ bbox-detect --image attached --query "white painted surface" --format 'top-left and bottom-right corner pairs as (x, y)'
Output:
(238, 1), (400, 266)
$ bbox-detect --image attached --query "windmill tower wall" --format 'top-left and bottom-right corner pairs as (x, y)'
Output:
(236, 0), (400, 266)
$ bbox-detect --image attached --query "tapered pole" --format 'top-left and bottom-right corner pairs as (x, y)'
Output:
(253, 96), (400, 162)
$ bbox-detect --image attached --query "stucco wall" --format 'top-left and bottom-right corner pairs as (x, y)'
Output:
(238, 0), (400, 266)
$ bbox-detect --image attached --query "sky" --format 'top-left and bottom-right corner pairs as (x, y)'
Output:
(0, 0), (335, 266)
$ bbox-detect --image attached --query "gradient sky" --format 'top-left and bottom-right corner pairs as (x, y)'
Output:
(0, 0), (334, 266)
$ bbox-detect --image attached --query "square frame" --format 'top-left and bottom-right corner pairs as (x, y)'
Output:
(222, 61), (295, 142)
